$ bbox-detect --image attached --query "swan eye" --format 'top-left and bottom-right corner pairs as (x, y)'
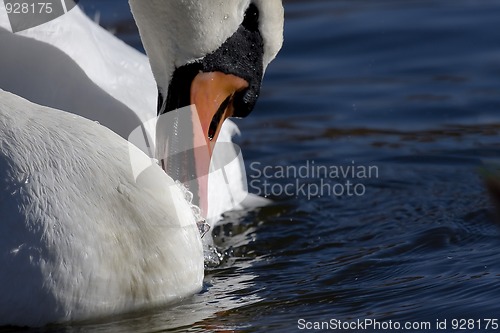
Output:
(242, 3), (259, 31)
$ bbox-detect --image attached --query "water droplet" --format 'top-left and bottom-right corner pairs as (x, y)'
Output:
(184, 190), (194, 204)
(10, 244), (25, 255)
(191, 205), (201, 217)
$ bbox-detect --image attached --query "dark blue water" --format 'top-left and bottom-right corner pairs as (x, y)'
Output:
(17, 0), (500, 332)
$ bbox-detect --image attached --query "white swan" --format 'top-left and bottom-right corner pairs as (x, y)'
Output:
(0, 2), (269, 223)
(0, 0), (283, 327)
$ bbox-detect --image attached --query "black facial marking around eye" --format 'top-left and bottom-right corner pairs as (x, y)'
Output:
(242, 3), (259, 32)
(163, 3), (264, 118)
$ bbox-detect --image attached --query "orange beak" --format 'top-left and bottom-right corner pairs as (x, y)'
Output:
(189, 72), (249, 216)
(191, 72), (249, 153)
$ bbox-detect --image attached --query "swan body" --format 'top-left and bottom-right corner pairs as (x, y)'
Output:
(0, 0), (284, 326)
(0, 90), (203, 326)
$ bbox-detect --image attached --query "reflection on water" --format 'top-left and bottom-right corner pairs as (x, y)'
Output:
(7, 0), (500, 332)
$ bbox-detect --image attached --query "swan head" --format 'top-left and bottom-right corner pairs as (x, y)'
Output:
(129, 0), (283, 103)
(129, 0), (284, 214)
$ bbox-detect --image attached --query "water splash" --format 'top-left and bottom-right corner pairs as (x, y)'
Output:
(175, 180), (211, 238)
